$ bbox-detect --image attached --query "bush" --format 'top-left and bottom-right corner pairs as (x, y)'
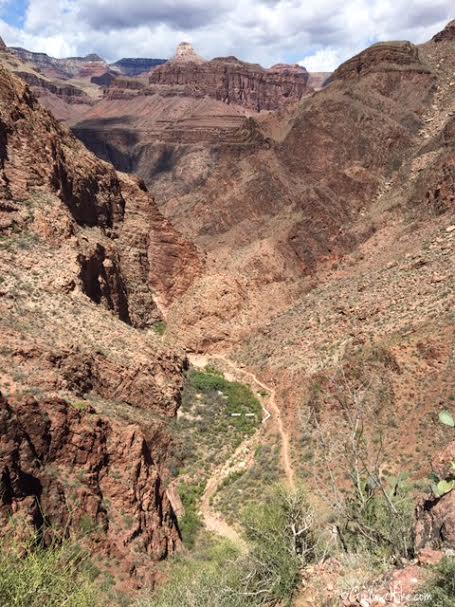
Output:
(0, 535), (103, 607)
(141, 539), (246, 607)
(338, 474), (414, 564)
(420, 557), (455, 607)
(153, 321), (166, 336)
(178, 482), (205, 548)
(239, 487), (316, 605)
(141, 487), (316, 607)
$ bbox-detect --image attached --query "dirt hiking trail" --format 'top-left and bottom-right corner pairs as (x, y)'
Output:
(188, 353), (295, 548)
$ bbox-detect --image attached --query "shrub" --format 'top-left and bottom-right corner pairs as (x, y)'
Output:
(153, 321), (166, 336)
(338, 474), (414, 564)
(141, 487), (316, 607)
(420, 557), (455, 607)
(0, 535), (103, 607)
(239, 487), (316, 605)
(140, 538), (245, 607)
(189, 369), (262, 432)
(178, 482), (205, 548)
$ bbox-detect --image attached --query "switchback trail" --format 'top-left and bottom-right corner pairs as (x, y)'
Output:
(188, 353), (295, 548)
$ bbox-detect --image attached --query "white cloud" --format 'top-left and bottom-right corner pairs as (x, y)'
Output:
(299, 48), (349, 72)
(0, 0), (452, 70)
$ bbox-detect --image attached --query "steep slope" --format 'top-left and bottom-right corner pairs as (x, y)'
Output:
(0, 43), (101, 122)
(219, 32), (455, 504)
(0, 65), (200, 587)
(156, 34), (454, 545)
(0, 19), (454, 606)
(159, 40), (437, 346)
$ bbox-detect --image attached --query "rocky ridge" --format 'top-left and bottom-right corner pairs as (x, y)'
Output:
(0, 65), (200, 586)
(9, 47), (109, 81)
(148, 46), (310, 112)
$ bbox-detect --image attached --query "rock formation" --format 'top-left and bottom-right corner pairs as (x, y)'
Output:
(173, 41), (205, 64)
(1, 20), (455, 601)
(149, 43), (310, 111)
(0, 64), (200, 584)
(432, 19), (455, 42)
(9, 47), (109, 81)
(0, 394), (180, 584)
(325, 40), (431, 83)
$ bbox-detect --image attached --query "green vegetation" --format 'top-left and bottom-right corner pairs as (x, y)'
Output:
(420, 557), (455, 607)
(169, 367), (261, 484)
(0, 232), (40, 251)
(140, 537), (243, 607)
(0, 536), (104, 607)
(189, 369), (262, 432)
(216, 442), (282, 524)
(240, 487), (316, 605)
(70, 401), (90, 412)
(142, 487), (316, 607)
(338, 473), (414, 564)
(178, 482), (205, 548)
(153, 321), (167, 336)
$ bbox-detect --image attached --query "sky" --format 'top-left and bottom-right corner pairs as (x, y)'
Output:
(0, 0), (452, 71)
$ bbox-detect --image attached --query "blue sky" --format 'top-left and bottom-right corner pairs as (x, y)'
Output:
(1, 0), (27, 28)
(0, 0), (452, 70)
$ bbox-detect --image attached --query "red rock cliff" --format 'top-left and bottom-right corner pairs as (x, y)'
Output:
(149, 44), (310, 111)
(0, 64), (200, 585)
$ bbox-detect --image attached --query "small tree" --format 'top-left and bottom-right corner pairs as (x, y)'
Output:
(309, 364), (415, 564)
(239, 487), (317, 606)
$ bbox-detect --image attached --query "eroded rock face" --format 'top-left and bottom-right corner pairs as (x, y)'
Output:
(0, 62), (200, 584)
(0, 65), (200, 318)
(9, 47), (109, 81)
(0, 394), (180, 585)
(432, 19), (455, 43)
(326, 41), (431, 84)
(149, 44), (310, 111)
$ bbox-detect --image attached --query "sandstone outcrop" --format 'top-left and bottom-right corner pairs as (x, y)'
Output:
(172, 41), (205, 64)
(326, 41), (432, 83)
(15, 70), (91, 102)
